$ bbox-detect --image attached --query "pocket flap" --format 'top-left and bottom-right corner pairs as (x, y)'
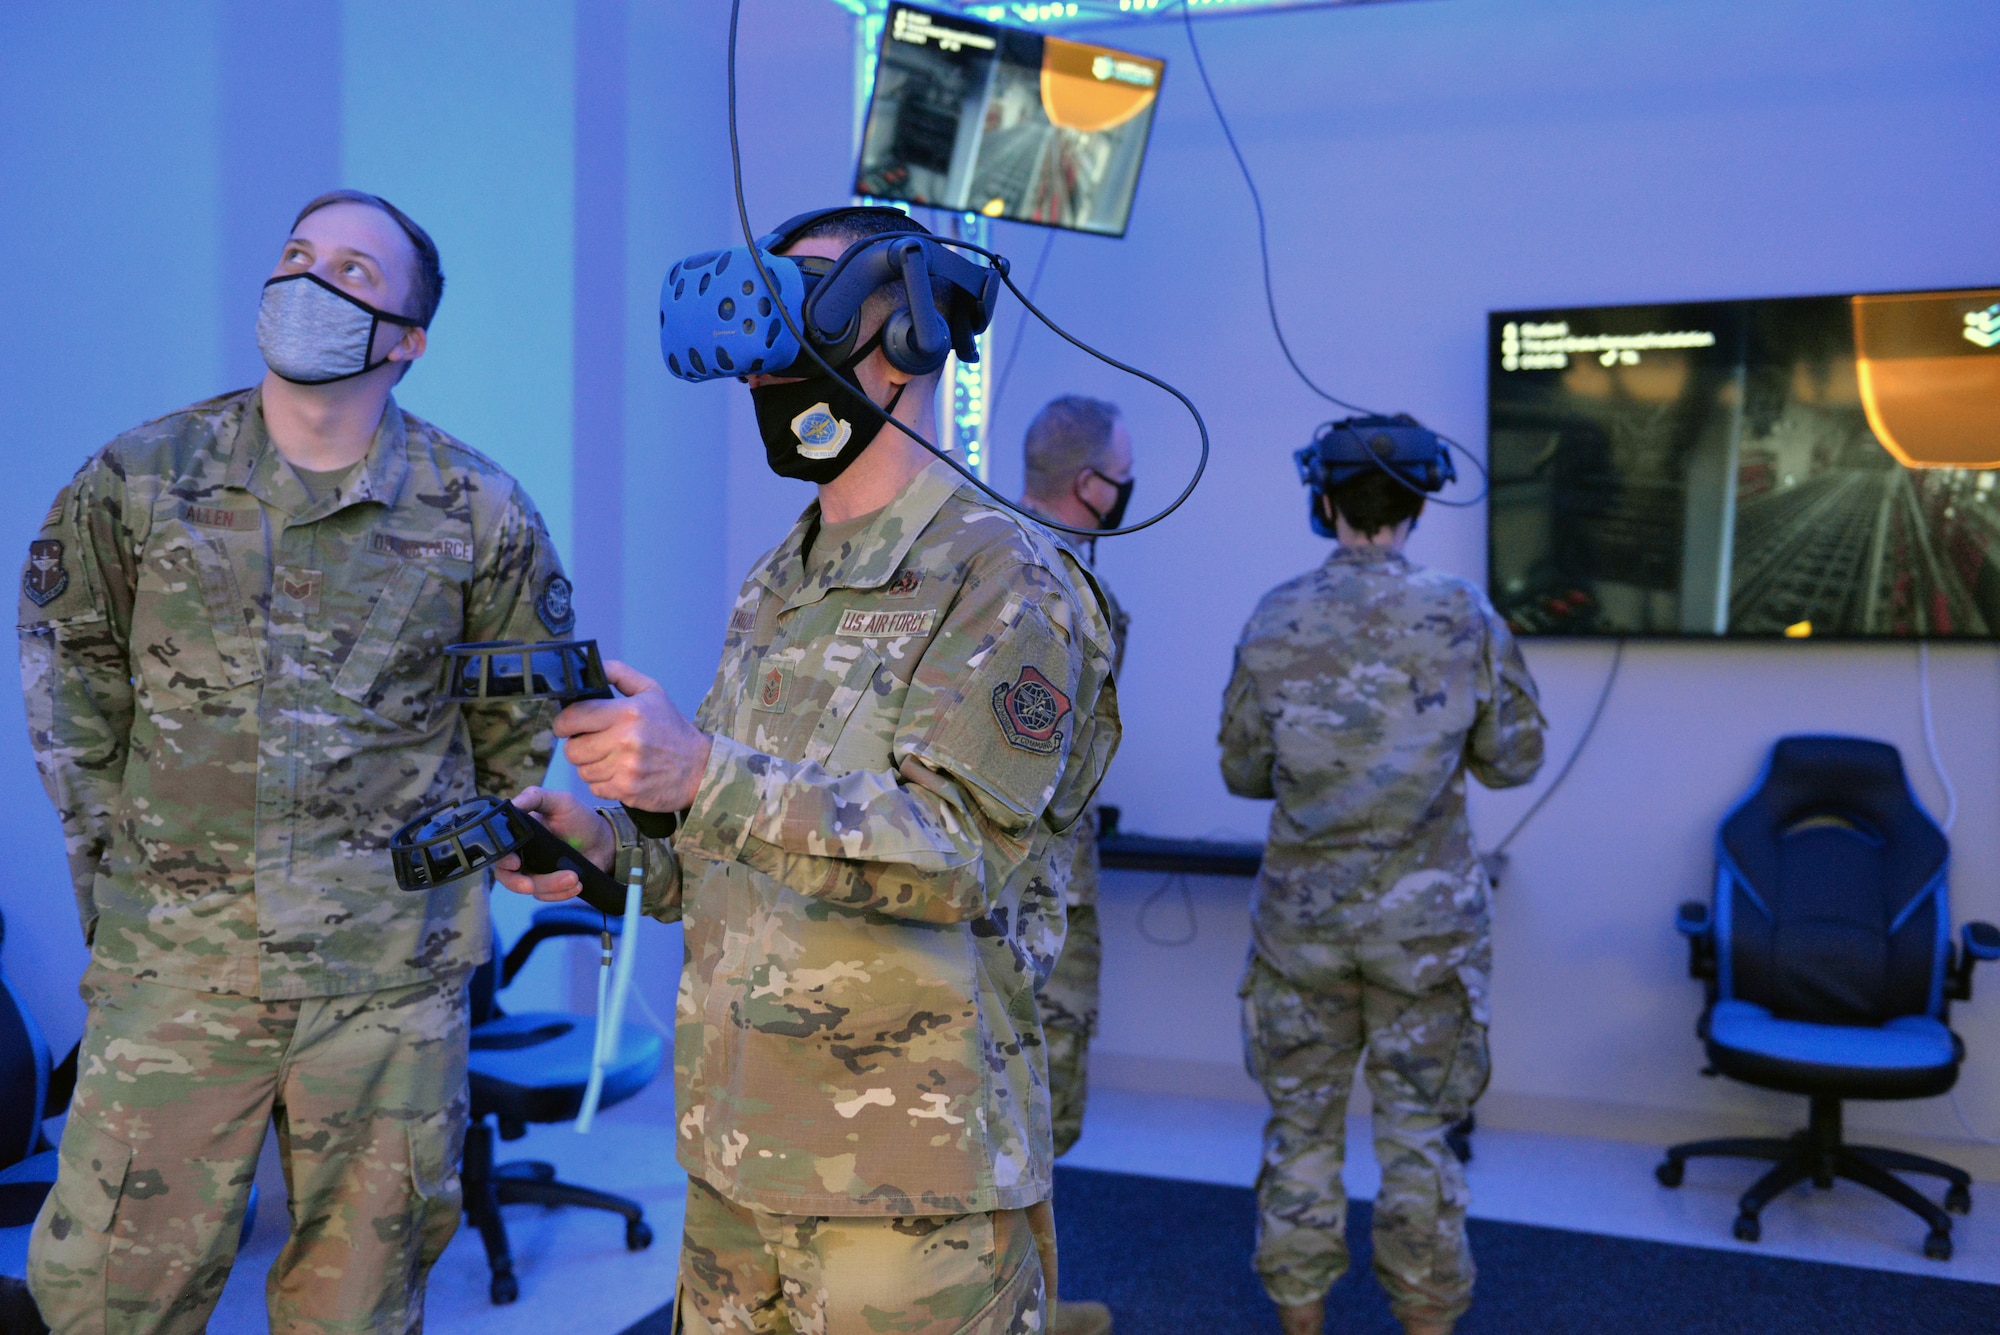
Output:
(54, 1118), (132, 1233)
(406, 1107), (463, 1201)
(333, 563), (432, 703)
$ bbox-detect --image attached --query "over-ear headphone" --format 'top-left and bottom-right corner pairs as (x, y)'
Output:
(659, 206), (999, 382)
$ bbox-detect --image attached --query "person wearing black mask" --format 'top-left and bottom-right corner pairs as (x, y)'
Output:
(1013, 395), (1134, 1335)
(495, 208), (1123, 1335)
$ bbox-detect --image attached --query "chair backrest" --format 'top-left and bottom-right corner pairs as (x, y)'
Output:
(1717, 735), (1949, 1025)
(0, 909), (52, 1169)
(468, 927), (502, 1028)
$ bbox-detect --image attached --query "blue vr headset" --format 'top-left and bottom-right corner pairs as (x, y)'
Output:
(1295, 414), (1456, 537)
(659, 206), (1001, 383)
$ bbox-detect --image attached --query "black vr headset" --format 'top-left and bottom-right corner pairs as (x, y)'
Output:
(1294, 414), (1456, 537)
(659, 206), (1001, 382)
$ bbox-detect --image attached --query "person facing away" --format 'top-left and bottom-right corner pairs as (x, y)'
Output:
(1218, 459), (1545, 1335)
(492, 206), (1121, 1335)
(1015, 394), (1134, 1335)
(20, 191), (571, 1334)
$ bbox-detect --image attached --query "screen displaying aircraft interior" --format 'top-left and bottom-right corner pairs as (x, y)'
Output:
(1488, 287), (2000, 640)
(854, 3), (1166, 236)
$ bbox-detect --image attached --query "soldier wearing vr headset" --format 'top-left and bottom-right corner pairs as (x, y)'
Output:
(1219, 418), (1546, 1335)
(19, 192), (570, 1334)
(496, 207), (1120, 1335)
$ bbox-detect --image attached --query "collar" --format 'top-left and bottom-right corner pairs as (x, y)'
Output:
(758, 457), (964, 610)
(1327, 542), (1410, 569)
(221, 387), (411, 520)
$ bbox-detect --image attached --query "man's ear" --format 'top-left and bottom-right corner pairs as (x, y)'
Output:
(389, 327), (427, 365)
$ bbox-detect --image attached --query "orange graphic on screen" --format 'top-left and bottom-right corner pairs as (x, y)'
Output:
(1040, 37), (1162, 134)
(1852, 288), (2000, 470)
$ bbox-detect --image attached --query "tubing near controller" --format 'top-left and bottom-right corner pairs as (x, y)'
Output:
(391, 637), (648, 1133)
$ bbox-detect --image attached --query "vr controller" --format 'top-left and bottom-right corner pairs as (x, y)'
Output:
(1295, 414), (1456, 537)
(390, 794), (626, 917)
(660, 206), (999, 384)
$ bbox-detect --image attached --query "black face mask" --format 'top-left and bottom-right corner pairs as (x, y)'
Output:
(1079, 469), (1135, 531)
(749, 331), (906, 484)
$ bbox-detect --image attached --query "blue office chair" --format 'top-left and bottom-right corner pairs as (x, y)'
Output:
(1658, 735), (2000, 1259)
(463, 902), (667, 1305)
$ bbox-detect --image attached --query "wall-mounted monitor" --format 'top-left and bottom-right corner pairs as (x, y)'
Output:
(855, 3), (1165, 236)
(1488, 287), (2000, 640)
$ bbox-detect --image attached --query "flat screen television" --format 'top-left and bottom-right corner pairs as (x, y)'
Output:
(1488, 287), (2000, 639)
(854, 3), (1165, 237)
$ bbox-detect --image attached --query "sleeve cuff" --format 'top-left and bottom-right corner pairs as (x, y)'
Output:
(677, 732), (762, 861)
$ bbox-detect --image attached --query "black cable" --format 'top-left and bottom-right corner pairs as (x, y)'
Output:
(1137, 874), (1198, 947)
(986, 226), (1058, 428)
(1178, 2), (1488, 509)
(726, 0), (1208, 540)
(1493, 638), (1625, 854)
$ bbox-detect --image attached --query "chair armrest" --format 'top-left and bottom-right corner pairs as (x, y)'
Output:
(1675, 901), (1716, 981)
(499, 902), (622, 988)
(1950, 921), (2000, 1002)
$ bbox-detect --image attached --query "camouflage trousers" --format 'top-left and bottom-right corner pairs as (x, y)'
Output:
(676, 1174), (1044, 1335)
(28, 962), (469, 1335)
(1036, 903), (1100, 1158)
(1240, 930), (1491, 1325)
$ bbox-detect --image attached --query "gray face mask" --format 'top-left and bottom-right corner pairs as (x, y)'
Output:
(256, 272), (423, 385)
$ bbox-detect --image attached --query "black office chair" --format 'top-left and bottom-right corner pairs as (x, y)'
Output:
(1658, 735), (2000, 1259)
(463, 903), (667, 1304)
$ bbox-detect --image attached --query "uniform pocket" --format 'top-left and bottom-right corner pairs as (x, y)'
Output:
(406, 1105), (464, 1201)
(805, 644), (884, 769)
(132, 525), (262, 708)
(333, 563), (433, 706)
(52, 1118), (133, 1234)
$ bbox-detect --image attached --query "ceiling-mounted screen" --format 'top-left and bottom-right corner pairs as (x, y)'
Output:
(1488, 287), (2000, 640)
(855, 3), (1165, 236)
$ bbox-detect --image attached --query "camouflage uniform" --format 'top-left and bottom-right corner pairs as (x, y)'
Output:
(19, 388), (565, 1334)
(1034, 564), (1127, 1158)
(1218, 546), (1543, 1327)
(621, 458), (1119, 1333)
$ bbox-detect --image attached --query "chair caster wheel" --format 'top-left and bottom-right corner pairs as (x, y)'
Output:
(1924, 1229), (1953, 1261)
(490, 1273), (520, 1305)
(1655, 1159), (1684, 1188)
(1946, 1183), (1971, 1215)
(627, 1219), (654, 1251)
(1733, 1212), (1761, 1243)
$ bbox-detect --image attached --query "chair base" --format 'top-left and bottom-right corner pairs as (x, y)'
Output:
(462, 1118), (656, 1305)
(1656, 1094), (1969, 1260)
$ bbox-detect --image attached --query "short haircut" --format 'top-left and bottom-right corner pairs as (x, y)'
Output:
(1325, 470), (1425, 538)
(293, 190), (445, 327)
(1024, 395), (1122, 499)
(783, 208), (945, 362)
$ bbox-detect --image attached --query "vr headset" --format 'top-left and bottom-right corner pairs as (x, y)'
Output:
(1294, 414), (1456, 537)
(659, 206), (1001, 383)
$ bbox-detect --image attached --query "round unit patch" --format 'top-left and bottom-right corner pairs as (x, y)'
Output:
(791, 403), (852, 460)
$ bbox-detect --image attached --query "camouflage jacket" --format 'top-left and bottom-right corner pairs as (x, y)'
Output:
(1218, 546), (1544, 975)
(18, 389), (566, 1000)
(634, 459), (1120, 1217)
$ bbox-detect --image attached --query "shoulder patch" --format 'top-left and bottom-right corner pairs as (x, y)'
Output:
(991, 665), (1072, 755)
(23, 539), (68, 607)
(537, 574), (576, 635)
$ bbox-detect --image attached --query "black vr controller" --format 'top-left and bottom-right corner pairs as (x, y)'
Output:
(443, 638), (614, 705)
(390, 794), (627, 917)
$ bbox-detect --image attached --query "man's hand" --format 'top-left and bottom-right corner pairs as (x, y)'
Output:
(557, 661), (713, 815)
(492, 785), (614, 902)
